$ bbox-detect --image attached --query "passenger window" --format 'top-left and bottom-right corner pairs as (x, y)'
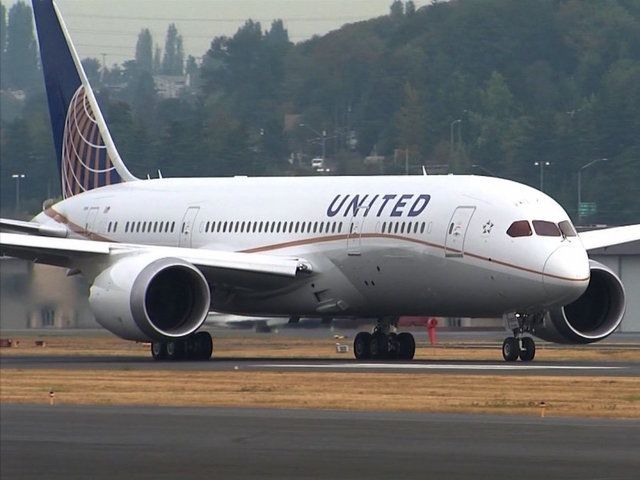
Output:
(421, 222), (426, 234)
(154, 221), (158, 233)
(171, 222), (175, 233)
(507, 220), (532, 237)
(338, 223), (343, 233)
(533, 220), (561, 237)
(114, 222), (118, 232)
(558, 220), (577, 237)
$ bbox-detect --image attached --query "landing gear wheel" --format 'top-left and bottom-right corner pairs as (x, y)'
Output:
(193, 332), (213, 360)
(151, 341), (167, 360)
(519, 337), (536, 362)
(502, 337), (519, 362)
(166, 340), (185, 360)
(354, 332), (372, 360)
(397, 332), (416, 360)
(369, 332), (389, 359)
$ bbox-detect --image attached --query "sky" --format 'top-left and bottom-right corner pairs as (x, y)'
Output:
(5, 0), (432, 66)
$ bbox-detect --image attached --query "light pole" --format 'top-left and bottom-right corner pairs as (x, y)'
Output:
(577, 158), (607, 224)
(299, 123), (327, 159)
(11, 173), (26, 213)
(450, 119), (461, 153)
(533, 161), (551, 191)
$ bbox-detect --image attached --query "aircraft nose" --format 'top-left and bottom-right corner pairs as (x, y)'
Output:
(543, 245), (590, 304)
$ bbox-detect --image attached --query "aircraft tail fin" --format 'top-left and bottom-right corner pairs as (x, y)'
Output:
(32, 0), (138, 199)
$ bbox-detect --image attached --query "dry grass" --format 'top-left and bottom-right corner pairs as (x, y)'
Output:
(1, 333), (639, 362)
(1, 369), (639, 418)
(2, 333), (639, 418)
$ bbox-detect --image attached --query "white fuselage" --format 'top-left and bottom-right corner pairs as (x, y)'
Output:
(35, 175), (590, 319)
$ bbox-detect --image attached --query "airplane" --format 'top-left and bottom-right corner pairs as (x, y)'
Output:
(1, 0), (639, 363)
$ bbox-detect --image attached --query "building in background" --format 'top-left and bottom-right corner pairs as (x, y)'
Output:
(0, 258), (97, 330)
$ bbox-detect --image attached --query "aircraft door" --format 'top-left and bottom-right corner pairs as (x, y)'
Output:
(444, 206), (475, 257)
(179, 206), (200, 247)
(84, 207), (99, 236)
(347, 206), (366, 256)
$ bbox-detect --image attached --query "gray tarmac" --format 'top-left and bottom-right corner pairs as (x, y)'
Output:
(2, 354), (639, 377)
(1, 404), (639, 480)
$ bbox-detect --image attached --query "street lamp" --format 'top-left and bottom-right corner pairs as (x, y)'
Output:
(299, 123), (327, 159)
(11, 173), (26, 213)
(533, 161), (551, 191)
(577, 158), (608, 223)
(450, 119), (461, 153)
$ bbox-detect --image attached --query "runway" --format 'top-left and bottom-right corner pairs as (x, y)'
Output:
(1, 404), (638, 479)
(2, 354), (639, 376)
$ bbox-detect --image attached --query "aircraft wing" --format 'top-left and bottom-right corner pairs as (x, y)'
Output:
(1, 217), (68, 237)
(579, 224), (640, 251)
(0, 232), (309, 281)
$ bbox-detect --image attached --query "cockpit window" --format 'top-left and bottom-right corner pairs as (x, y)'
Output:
(558, 220), (578, 237)
(532, 220), (561, 237)
(507, 220), (532, 237)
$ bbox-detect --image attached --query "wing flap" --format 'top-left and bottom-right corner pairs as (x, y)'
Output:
(579, 224), (640, 251)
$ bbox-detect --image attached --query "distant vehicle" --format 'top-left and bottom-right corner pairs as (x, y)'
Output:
(1, 0), (639, 363)
(311, 158), (325, 170)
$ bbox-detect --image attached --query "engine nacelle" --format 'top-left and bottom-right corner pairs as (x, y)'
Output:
(89, 254), (211, 342)
(534, 260), (625, 344)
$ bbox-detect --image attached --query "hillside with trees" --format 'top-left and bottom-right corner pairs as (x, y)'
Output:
(1, 0), (639, 224)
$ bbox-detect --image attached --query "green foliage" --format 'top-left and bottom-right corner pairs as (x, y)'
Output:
(1, 0), (639, 224)
(135, 29), (153, 73)
(161, 24), (183, 75)
(4, 0), (38, 91)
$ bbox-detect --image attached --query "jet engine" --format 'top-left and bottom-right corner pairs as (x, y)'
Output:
(534, 260), (625, 344)
(89, 254), (211, 342)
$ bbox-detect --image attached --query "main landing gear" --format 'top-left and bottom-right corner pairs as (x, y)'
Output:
(353, 322), (416, 360)
(151, 331), (213, 361)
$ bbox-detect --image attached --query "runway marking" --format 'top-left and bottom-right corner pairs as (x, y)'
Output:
(258, 363), (624, 371)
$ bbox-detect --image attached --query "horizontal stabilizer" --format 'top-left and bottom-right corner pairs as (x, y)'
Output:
(579, 224), (640, 251)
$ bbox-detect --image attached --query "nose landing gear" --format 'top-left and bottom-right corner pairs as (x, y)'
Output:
(501, 336), (536, 362)
(502, 312), (542, 362)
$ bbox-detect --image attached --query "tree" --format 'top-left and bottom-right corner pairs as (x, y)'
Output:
(162, 24), (183, 75)
(4, 0), (39, 90)
(0, 2), (7, 87)
(153, 44), (161, 73)
(81, 58), (102, 87)
(0, 2), (7, 53)
(390, 0), (404, 18)
(405, 1), (417, 16)
(135, 28), (153, 73)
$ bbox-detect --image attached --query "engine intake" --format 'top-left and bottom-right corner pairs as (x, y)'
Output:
(89, 255), (211, 342)
(535, 260), (625, 344)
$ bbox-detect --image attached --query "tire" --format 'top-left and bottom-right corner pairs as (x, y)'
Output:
(369, 332), (389, 360)
(194, 331), (213, 360)
(354, 332), (372, 360)
(519, 337), (536, 362)
(166, 340), (185, 360)
(502, 337), (519, 362)
(151, 341), (167, 361)
(397, 332), (416, 360)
